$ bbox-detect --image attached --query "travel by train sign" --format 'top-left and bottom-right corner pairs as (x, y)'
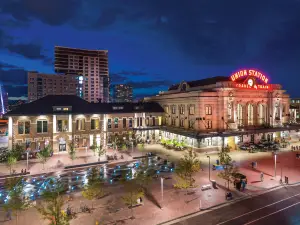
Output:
(230, 69), (270, 90)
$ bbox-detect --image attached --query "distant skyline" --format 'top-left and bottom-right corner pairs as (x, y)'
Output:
(1, 0), (300, 100)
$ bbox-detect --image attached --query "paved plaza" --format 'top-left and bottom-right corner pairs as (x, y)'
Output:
(1, 144), (300, 225)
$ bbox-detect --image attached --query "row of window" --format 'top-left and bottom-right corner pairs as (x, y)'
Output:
(165, 105), (213, 115)
(168, 119), (212, 129)
(107, 117), (156, 129)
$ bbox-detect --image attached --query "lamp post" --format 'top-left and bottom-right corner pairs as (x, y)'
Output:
(161, 177), (164, 208)
(207, 155), (211, 181)
(274, 152), (277, 178)
(26, 150), (29, 171)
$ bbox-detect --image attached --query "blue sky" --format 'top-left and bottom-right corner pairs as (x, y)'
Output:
(1, 0), (300, 100)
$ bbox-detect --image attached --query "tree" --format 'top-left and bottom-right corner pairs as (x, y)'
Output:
(37, 145), (51, 170)
(175, 149), (200, 188)
(96, 144), (105, 162)
(121, 179), (144, 219)
(36, 181), (70, 225)
(121, 143), (128, 152)
(137, 143), (145, 155)
(90, 139), (97, 156)
(3, 176), (29, 225)
(68, 142), (76, 164)
(217, 147), (239, 190)
(82, 167), (104, 208)
(6, 154), (17, 174)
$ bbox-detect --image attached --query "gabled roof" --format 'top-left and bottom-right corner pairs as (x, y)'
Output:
(168, 76), (230, 91)
(5, 95), (164, 116)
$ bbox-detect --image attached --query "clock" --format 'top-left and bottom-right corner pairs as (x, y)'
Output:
(247, 78), (254, 87)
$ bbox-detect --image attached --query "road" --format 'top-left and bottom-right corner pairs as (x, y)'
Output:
(168, 185), (300, 225)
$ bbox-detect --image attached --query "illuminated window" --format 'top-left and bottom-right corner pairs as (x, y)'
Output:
(114, 118), (119, 128)
(172, 105), (176, 114)
(179, 106), (185, 115)
(146, 118), (149, 126)
(129, 118), (133, 128)
(205, 106), (212, 115)
(37, 120), (48, 133)
(107, 119), (111, 129)
(164, 106), (169, 113)
(206, 120), (212, 129)
(91, 118), (99, 130)
(189, 105), (195, 115)
(18, 121), (30, 134)
(180, 119), (184, 127)
(189, 120), (194, 129)
(57, 120), (68, 132)
(76, 119), (85, 131)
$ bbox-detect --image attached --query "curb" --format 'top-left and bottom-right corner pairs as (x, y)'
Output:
(158, 183), (296, 225)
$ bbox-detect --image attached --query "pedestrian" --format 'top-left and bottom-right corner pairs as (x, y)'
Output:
(260, 172), (264, 181)
(24, 169), (27, 174)
(21, 169), (24, 174)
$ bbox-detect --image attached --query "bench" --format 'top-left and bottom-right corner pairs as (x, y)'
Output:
(201, 184), (212, 191)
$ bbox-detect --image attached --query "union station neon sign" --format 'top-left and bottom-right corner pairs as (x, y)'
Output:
(230, 69), (271, 90)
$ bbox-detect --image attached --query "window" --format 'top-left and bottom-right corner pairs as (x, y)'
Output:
(139, 117), (143, 126)
(172, 105), (176, 114)
(171, 118), (176, 126)
(37, 120), (48, 133)
(164, 106), (169, 113)
(129, 118), (133, 128)
(152, 117), (156, 126)
(18, 121), (30, 134)
(76, 119), (85, 131)
(146, 118), (149, 126)
(180, 119), (184, 127)
(57, 120), (68, 132)
(123, 118), (126, 128)
(108, 119), (112, 128)
(91, 118), (99, 130)
(189, 120), (194, 129)
(189, 105), (195, 115)
(179, 105), (185, 114)
(207, 120), (212, 129)
(137, 118), (139, 127)
(205, 105), (212, 115)
(114, 118), (118, 128)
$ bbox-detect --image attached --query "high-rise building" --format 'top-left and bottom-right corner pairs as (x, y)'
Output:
(113, 84), (133, 103)
(54, 46), (109, 103)
(0, 83), (8, 115)
(28, 72), (84, 102)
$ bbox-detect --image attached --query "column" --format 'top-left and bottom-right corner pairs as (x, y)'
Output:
(68, 114), (72, 132)
(8, 117), (13, 149)
(53, 115), (56, 133)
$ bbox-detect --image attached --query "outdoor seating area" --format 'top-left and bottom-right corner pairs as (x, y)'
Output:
(160, 138), (188, 151)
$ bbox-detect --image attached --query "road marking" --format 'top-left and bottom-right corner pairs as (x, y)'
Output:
(244, 201), (300, 225)
(216, 192), (300, 225)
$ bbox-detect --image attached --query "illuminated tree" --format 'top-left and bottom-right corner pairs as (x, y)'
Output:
(175, 149), (200, 188)
(3, 176), (29, 225)
(6, 154), (17, 174)
(68, 142), (76, 164)
(36, 181), (70, 225)
(37, 145), (52, 170)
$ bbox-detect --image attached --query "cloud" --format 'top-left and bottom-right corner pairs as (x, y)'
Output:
(0, 63), (27, 85)
(5, 43), (47, 60)
(109, 73), (127, 83)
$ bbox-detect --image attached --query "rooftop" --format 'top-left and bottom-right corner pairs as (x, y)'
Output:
(5, 95), (164, 116)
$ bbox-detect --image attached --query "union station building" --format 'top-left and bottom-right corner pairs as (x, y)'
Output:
(5, 69), (300, 152)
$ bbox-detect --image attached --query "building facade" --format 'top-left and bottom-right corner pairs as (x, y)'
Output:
(145, 69), (296, 150)
(0, 83), (8, 116)
(113, 84), (133, 103)
(6, 95), (163, 152)
(28, 72), (84, 102)
(54, 46), (109, 103)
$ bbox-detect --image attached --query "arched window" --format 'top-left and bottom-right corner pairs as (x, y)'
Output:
(248, 104), (254, 125)
(237, 104), (243, 126)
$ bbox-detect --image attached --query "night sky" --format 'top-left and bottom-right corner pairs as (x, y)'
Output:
(1, 0), (300, 100)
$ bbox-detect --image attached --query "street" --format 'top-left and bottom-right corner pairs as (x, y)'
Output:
(169, 185), (300, 225)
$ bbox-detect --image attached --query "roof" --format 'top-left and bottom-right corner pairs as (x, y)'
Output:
(5, 95), (164, 116)
(168, 76), (230, 91)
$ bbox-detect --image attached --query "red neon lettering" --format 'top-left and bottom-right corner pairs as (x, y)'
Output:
(230, 69), (269, 84)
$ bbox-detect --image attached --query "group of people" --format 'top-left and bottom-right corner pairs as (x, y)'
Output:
(291, 145), (300, 151)
(234, 178), (247, 191)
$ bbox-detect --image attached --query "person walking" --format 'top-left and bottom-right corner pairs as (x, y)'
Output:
(260, 172), (264, 182)
(6, 209), (12, 221)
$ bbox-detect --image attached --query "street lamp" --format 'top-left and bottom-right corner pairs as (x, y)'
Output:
(161, 177), (164, 209)
(207, 155), (211, 181)
(274, 152), (277, 178)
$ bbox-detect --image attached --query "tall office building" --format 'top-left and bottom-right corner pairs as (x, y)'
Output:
(28, 72), (84, 102)
(0, 83), (8, 115)
(113, 84), (133, 103)
(54, 46), (109, 103)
